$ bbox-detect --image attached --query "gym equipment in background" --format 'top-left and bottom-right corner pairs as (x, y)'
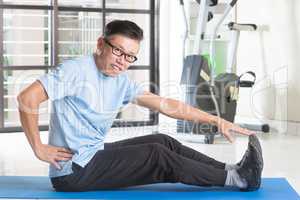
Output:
(177, 0), (269, 144)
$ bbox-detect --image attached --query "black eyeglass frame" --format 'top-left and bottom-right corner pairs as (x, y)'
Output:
(103, 38), (138, 63)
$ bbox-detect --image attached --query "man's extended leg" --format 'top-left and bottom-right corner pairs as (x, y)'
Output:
(105, 133), (226, 169)
(52, 143), (228, 191)
(51, 135), (263, 192)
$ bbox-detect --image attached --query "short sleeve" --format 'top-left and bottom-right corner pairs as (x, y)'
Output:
(122, 75), (144, 105)
(38, 61), (79, 101)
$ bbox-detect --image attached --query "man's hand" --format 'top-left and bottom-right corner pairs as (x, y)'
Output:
(34, 144), (73, 170)
(217, 118), (256, 143)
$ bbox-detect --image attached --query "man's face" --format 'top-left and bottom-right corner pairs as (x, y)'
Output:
(96, 34), (140, 77)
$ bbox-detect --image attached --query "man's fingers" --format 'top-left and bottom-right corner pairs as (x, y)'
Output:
(51, 160), (61, 170)
(57, 152), (73, 159)
(224, 132), (234, 143)
(232, 126), (256, 136)
(58, 147), (73, 154)
(56, 156), (72, 161)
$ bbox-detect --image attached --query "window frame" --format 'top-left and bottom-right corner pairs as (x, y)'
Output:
(0, 0), (160, 133)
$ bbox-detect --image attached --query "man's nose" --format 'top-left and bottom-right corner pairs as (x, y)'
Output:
(116, 54), (126, 65)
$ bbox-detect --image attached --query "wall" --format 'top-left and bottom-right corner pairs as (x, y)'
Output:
(236, 0), (300, 131)
(159, 0), (185, 131)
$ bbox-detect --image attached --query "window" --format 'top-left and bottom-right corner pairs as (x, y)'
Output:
(58, 11), (102, 62)
(0, 0), (159, 132)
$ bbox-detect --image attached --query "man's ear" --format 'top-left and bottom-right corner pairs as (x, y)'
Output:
(97, 37), (105, 50)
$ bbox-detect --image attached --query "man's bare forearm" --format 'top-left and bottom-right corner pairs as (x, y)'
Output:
(18, 96), (43, 153)
(136, 92), (254, 142)
(159, 97), (220, 125)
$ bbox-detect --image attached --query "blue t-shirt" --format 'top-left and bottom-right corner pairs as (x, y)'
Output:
(38, 55), (143, 177)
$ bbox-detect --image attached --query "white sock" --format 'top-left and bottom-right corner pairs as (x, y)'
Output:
(225, 170), (247, 188)
(225, 163), (239, 171)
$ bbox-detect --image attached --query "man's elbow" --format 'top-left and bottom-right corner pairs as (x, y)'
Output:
(17, 91), (38, 113)
(17, 91), (25, 106)
(17, 90), (28, 105)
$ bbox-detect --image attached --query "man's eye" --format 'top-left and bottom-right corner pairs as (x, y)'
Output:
(114, 48), (122, 54)
(127, 55), (135, 60)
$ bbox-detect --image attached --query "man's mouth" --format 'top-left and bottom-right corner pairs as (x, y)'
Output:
(111, 64), (122, 71)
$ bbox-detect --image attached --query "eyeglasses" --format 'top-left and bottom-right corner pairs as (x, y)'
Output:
(104, 38), (138, 63)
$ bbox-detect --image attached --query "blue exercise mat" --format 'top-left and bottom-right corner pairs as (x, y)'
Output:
(0, 176), (299, 199)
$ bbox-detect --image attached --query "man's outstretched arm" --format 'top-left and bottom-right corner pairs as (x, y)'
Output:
(135, 91), (254, 142)
(17, 81), (73, 169)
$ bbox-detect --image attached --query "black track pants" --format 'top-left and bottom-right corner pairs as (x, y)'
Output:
(51, 133), (227, 191)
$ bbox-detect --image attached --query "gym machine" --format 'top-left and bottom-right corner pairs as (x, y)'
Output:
(176, 0), (269, 144)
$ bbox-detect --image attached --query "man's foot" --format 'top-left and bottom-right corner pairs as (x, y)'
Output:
(237, 135), (264, 191)
(237, 134), (263, 166)
(249, 134), (263, 156)
(226, 139), (251, 170)
(237, 149), (249, 167)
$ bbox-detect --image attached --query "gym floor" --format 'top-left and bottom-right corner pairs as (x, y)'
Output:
(0, 126), (299, 196)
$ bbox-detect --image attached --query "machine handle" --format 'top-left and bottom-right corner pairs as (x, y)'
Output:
(239, 71), (256, 88)
(239, 81), (254, 87)
(228, 22), (257, 31)
(196, 0), (218, 6)
(230, 0), (238, 7)
(180, 0), (184, 5)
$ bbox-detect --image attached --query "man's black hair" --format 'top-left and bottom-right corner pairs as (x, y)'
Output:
(104, 20), (143, 41)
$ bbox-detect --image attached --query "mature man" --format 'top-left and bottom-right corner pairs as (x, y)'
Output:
(18, 20), (263, 192)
